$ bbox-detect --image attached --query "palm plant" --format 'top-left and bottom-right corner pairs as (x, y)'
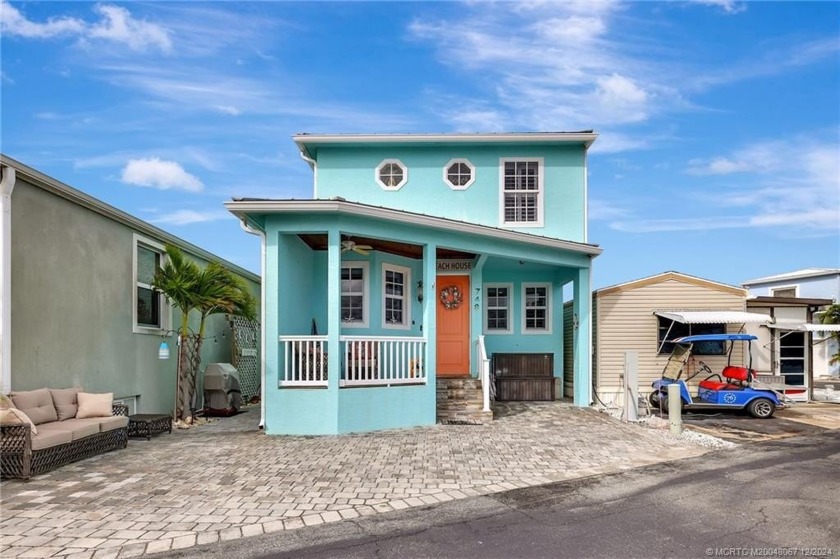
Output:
(820, 304), (840, 366)
(153, 244), (256, 421)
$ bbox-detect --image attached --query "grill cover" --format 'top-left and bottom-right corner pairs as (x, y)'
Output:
(203, 363), (243, 412)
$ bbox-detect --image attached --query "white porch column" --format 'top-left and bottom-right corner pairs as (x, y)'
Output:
(1, 165), (15, 395)
(572, 265), (593, 406)
(326, 228), (341, 391)
(423, 242), (437, 383)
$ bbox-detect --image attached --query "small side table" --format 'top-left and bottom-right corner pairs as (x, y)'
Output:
(128, 414), (172, 440)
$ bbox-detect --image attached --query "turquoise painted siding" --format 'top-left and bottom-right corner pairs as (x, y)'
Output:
(315, 144), (586, 242)
(338, 384), (435, 433)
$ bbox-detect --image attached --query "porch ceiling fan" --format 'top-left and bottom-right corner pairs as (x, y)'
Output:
(341, 238), (373, 255)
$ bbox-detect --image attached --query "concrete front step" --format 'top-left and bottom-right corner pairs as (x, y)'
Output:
(437, 377), (492, 425)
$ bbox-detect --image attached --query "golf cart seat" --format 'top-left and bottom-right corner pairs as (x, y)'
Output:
(698, 379), (740, 391)
(722, 366), (753, 385)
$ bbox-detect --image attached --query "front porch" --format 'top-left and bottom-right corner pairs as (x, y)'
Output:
(232, 201), (599, 435)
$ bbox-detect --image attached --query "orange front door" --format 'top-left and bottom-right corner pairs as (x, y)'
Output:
(436, 275), (470, 376)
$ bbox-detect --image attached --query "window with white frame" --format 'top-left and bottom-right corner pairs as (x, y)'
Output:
(444, 158), (475, 190)
(382, 264), (410, 329)
(485, 284), (512, 333)
(133, 235), (167, 333)
(341, 262), (369, 327)
(376, 159), (407, 190)
(771, 286), (798, 298)
(500, 159), (543, 226)
(522, 283), (551, 333)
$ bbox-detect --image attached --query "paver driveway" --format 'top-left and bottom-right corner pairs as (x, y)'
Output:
(0, 402), (707, 558)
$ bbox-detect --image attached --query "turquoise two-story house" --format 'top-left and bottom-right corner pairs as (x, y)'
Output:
(225, 132), (602, 435)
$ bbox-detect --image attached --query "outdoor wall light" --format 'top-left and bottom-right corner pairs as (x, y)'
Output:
(417, 280), (424, 303)
(158, 341), (170, 360)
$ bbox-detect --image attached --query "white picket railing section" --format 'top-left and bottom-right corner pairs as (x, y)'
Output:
(341, 336), (427, 387)
(477, 335), (491, 412)
(279, 335), (328, 387)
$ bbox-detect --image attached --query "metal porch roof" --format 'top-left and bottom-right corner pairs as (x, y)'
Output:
(654, 310), (771, 324)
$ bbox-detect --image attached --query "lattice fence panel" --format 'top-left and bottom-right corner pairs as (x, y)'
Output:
(230, 315), (261, 402)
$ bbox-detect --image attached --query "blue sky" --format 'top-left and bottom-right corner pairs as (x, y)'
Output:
(2, 1), (838, 289)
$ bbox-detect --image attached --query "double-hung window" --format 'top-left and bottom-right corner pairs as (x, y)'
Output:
(341, 262), (369, 327)
(485, 284), (512, 333)
(382, 264), (410, 329)
(133, 234), (167, 333)
(500, 158), (543, 227)
(522, 283), (551, 333)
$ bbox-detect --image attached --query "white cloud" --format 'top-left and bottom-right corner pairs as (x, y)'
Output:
(0, 1), (171, 52)
(121, 158), (203, 192)
(150, 209), (230, 226)
(615, 135), (840, 234)
(689, 0), (747, 14)
(86, 5), (172, 52)
(215, 105), (242, 116)
(589, 199), (631, 221)
(0, 1), (85, 38)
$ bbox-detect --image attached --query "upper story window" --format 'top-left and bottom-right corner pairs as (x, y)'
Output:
(382, 264), (411, 329)
(500, 158), (544, 227)
(522, 283), (551, 333)
(485, 283), (512, 333)
(444, 158), (475, 190)
(771, 286), (798, 298)
(376, 159), (407, 190)
(341, 262), (369, 327)
(133, 234), (168, 334)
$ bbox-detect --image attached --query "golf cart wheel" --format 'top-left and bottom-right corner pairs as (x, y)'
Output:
(747, 398), (775, 419)
(648, 391), (661, 409)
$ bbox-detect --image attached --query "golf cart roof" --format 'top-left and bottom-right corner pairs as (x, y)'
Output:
(674, 334), (757, 343)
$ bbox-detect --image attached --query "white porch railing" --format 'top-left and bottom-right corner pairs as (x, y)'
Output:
(476, 335), (491, 412)
(279, 335), (328, 387)
(341, 336), (427, 387)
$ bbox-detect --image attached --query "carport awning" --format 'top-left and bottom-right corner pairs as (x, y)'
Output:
(654, 310), (771, 324)
(766, 322), (840, 332)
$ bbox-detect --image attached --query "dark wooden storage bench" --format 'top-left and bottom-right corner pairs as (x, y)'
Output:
(492, 353), (556, 401)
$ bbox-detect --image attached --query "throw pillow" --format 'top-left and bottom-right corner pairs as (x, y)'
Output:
(0, 407), (38, 435)
(76, 392), (114, 419)
(0, 393), (13, 410)
(10, 388), (58, 425)
(50, 387), (82, 421)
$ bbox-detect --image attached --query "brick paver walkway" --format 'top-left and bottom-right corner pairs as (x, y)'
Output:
(0, 402), (707, 558)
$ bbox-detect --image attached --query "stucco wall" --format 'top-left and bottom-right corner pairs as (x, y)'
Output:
(10, 177), (260, 414)
(594, 278), (747, 404)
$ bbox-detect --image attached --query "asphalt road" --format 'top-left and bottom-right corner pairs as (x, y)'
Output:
(157, 431), (840, 559)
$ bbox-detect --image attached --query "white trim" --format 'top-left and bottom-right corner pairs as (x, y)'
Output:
(132, 234), (170, 335)
(1, 165), (15, 395)
(499, 157), (545, 228)
(341, 261), (369, 328)
(443, 158), (475, 190)
(484, 283), (513, 334)
(770, 284), (799, 298)
(376, 159), (408, 190)
(521, 282), (552, 334)
(225, 199), (603, 256)
(382, 263), (411, 330)
(294, 132), (598, 148)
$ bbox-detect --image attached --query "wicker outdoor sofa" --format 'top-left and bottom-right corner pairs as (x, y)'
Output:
(0, 388), (129, 480)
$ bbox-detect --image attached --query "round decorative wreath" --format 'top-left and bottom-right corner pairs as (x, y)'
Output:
(439, 285), (462, 310)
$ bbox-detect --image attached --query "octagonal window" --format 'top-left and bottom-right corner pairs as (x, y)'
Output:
(376, 159), (407, 190)
(444, 158), (475, 190)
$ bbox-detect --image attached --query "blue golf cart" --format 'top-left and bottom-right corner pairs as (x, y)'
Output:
(649, 333), (785, 419)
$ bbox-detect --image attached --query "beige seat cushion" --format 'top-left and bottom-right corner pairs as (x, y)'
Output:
(76, 392), (113, 419)
(0, 407), (38, 435)
(10, 388), (58, 425)
(30, 429), (73, 451)
(37, 418), (100, 441)
(98, 415), (129, 432)
(50, 387), (82, 421)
